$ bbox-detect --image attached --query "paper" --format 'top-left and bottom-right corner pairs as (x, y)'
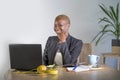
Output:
(67, 65), (90, 72)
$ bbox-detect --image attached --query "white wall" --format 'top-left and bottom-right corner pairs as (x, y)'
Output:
(0, 0), (119, 79)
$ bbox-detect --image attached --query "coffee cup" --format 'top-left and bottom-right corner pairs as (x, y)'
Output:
(88, 55), (100, 66)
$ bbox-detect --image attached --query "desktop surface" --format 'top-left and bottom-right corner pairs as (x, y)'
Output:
(4, 65), (120, 80)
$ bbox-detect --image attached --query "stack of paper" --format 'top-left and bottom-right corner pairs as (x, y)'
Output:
(66, 65), (90, 72)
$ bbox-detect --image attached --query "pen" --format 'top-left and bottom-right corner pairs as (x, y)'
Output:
(73, 66), (78, 70)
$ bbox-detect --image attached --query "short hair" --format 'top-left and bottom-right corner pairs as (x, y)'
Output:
(55, 14), (70, 24)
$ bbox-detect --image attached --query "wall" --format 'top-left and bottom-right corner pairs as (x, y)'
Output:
(0, 0), (119, 79)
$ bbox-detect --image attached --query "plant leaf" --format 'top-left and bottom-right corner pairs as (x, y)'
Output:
(92, 24), (109, 45)
(91, 31), (102, 43)
(95, 32), (105, 45)
(109, 10), (116, 22)
(99, 4), (113, 20)
(109, 6), (117, 22)
(116, 3), (119, 21)
(102, 24), (110, 31)
(99, 17), (114, 27)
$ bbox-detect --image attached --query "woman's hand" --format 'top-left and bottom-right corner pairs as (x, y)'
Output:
(58, 29), (68, 43)
(58, 33), (67, 43)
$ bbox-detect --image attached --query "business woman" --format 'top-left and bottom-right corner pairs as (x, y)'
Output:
(43, 14), (83, 66)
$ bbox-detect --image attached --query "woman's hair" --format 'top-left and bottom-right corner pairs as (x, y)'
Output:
(55, 14), (70, 24)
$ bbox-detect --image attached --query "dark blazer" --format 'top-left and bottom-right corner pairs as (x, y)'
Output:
(43, 34), (83, 65)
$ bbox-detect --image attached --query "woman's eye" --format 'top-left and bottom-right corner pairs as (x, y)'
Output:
(59, 24), (64, 27)
(55, 24), (64, 27)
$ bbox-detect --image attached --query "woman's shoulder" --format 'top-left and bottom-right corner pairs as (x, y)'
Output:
(69, 35), (83, 49)
(70, 35), (82, 43)
(47, 36), (58, 40)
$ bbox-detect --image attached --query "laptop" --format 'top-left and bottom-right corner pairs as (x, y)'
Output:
(9, 44), (42, 71)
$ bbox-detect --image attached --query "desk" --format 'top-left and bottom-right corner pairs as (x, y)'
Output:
(102, 53), (120, 71)
(4, 65), (120, 80)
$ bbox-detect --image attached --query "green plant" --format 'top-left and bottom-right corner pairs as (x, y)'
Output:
(92, 3), (120, 46)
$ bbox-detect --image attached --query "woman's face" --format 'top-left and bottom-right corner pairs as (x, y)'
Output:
(54, 19), (70, 35)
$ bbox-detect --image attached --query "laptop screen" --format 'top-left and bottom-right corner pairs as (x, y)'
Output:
(9, 44), (42, 71)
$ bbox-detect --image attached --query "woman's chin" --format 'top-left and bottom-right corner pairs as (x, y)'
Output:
(56, 32), (62, 34)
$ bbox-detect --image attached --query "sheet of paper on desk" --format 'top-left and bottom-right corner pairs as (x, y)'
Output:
(67, 65), (90, 72)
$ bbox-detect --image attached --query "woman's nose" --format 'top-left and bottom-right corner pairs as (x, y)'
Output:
(55, 25), (61, 30)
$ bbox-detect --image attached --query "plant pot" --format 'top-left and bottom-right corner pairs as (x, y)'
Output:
(112, 39), (120, 54)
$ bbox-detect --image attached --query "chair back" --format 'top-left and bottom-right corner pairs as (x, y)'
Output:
(78, 43), (92, 64)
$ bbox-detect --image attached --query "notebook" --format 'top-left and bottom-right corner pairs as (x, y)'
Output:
(66, 65), (90, 72)
(9, 44), (42, 71)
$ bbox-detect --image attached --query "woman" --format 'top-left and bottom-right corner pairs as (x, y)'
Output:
(43, 14), (83, 66)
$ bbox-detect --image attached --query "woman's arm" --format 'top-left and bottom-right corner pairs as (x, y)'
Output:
(59, 40), (83, 65)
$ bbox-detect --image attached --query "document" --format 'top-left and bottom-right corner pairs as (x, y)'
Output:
(66, 65), (90, 72)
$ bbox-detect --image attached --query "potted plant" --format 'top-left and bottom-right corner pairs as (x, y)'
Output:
(92, 3), (120, 53)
